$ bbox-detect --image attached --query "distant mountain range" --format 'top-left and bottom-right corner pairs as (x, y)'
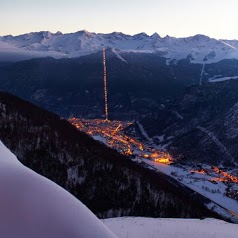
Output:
(1, 30), (238, 63)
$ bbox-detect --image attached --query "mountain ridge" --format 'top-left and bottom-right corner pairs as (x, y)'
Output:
(1, 30), (238, 64)
(136, 80), (238, 166)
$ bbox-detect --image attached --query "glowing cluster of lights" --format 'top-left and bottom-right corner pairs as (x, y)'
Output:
(190, 166), (238, 183)
(213, 167), (238, 183)
(190, 169), (206, 174)
(154, 157), (171, 164)
(69, 118), (173, 165)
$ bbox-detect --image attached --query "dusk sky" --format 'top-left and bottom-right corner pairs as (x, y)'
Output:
(1, 0), (238, 39)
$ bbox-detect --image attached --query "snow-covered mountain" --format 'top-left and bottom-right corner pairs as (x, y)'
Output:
(1, 30), (238, 63)
(0, 140), (117, 238)
(103, 217), (238, 238)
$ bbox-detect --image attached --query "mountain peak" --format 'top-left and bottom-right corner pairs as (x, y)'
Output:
(151, 32), (161, 38)
(134, 32), (149, 38)
(76, 30), (94, 38)
(191, 34), (211, 41)
(111, 31), (127, 37)
(55, 31), (63, 36)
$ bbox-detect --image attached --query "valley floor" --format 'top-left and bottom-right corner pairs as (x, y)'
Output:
(142, 159), (238, 222)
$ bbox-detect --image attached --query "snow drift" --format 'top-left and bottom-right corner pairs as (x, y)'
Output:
(0, 140), (117, 238)
(103, 217), (238, 238)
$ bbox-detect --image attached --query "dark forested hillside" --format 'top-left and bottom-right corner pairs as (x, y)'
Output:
(0, 92), (218, 219)
(137, 80), (238, 166)
(1, 50), (238, 120)
(0, 50), (205, 119)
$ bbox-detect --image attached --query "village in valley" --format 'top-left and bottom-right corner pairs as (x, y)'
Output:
(69, 117), (238, 222)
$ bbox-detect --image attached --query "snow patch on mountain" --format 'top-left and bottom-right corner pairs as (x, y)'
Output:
(197, 126), (234, 163)
(220, 40), (237, 50)
(93, 135), (109, 145)
(208, 75), (238, 82)
(200, 63), (206, 85)
(136, 121), (152, 142)
(112, 49), (128, 63)
(0, 140), (117, 238)
(224, 102), (238, 140)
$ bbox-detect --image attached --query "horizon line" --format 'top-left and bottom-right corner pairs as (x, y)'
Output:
(1, 29), (238, 41)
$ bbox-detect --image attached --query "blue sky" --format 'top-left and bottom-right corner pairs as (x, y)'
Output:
(1, 0), (238, 39)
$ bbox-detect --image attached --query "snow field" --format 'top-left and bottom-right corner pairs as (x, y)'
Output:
(103, 217), (238, 238)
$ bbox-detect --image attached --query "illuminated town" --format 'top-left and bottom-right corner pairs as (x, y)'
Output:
(69, 118), (172, 164)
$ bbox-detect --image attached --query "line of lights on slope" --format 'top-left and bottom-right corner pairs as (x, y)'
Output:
(103, 48), (109, 121)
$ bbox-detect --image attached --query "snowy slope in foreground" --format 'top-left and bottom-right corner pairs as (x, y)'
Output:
(103, 217), (238, 238)
(0, 141), (117, 238)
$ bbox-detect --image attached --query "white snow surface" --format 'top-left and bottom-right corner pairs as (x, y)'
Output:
(136, 121), (152, 142)
(197, 126), (234, 162)
(112, 48), (128, 63)
(103, 217), (238, 238)
(208, 75), (238, 82)
(0, 140), (117, 238)
(200, 63), (205, 85)
(2, 31), (238, 63)
(93, 135), (108, 145)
